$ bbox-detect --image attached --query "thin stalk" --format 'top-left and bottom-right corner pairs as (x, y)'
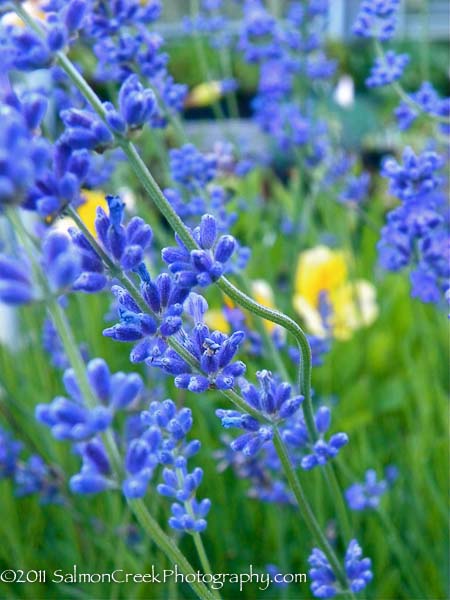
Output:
(233, 273), (291, 382)
(175, 468), (220, 600)
(129, 499), (217, 600)
(323, 465), (352, 544)
(272, 428), (352, 597)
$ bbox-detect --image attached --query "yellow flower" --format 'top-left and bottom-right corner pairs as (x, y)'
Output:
(185, 82), (223, 109)
(295, 246), (348, 307)
(2, 1), (45, 26)
(204, 309), (230, 334)
(293, 245), (378, 340)
(77, 190), (108, 237)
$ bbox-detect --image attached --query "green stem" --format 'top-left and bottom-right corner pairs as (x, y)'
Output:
(174, 468), (221, 600)
(130, 499), (217, 600)
(272, 429), (349, 591)
(323, 465), (352, 545)
(233, 273), (291, 382)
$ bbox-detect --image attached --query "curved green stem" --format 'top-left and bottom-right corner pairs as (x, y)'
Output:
(14, 4), (315, 422)
(67, 208), (350, 583)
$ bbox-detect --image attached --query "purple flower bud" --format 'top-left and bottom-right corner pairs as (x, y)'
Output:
(199, 214), (217, 249)
(126, 439), (151, 475)
(112, 373), (143, 408)
(103, 323), (143, 341)
(70, 472), (110, 494)
(65, 0), (88, 33)
(315, 406), (331, 434)
(214, 235), (236, 263)
(87, 359), (111, 402)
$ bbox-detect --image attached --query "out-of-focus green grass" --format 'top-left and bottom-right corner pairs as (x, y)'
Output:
(0, 165), (448, 600)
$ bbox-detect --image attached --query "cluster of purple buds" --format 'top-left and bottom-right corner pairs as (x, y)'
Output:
(103, 265), (190, 363)
(238, 1), (282, 64)
(45, 0), (89, 52)
(2, 24), (51, 72)
(183, 0), (228, 47)
(41, 230), (82, 292)
(353, 0), (400, 41)
(25, 140), (89, 217)
(366, 51), (409, 88)
(70, 437), (114, 494)
(162, 214), (237, 287)
(104, 75), (157, 134)
(300, 407), (348, 470)
(394, 82), (441, 130)
(94, 195), (153, 271)
(60, 108), (113, 151)
(69, 226), (108, 293)
(42, 317), (70, 370)
(0, 254), (34, 306)
(345, 467), (397, 511)
(0, 230), (82, 305)
(381, 147), (444, 201)
(158, 457), (211, 533)
(283, 406), (348, 470)
(308, 539), (373, 598)
(0, 426), (60, 503)
(0, 97), (50, 206)
(124, 400), (211, 534)
(169, 144), (217, 191)
(14, 455), (61, 503)
(215, 434), (293, 505)
(0, 426), (22, 479)
(170, 322), (246, 393)
(35, 358), (143, 442)
(339, 172), (371, 204)
(377, 148), (448, 303)
(82, 0), (161, 38)
(216, 370), (304, 456)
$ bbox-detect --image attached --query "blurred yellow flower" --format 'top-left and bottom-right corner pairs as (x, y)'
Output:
(2, 1), (45, 25)
(293, 245), (378, 340)
(77, 190), (108, 237)
(185, 82), (223, 109)
(204, 309), (230, 333)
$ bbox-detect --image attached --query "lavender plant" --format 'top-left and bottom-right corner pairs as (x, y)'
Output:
(0, 1), (447, 599)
